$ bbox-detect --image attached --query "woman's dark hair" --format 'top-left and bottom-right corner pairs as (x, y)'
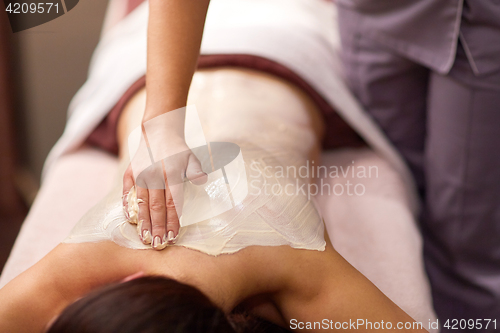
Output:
(47, 276), (290, 333)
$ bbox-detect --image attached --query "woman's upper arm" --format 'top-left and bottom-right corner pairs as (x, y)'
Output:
(0, 242), (139, 332)
(275, 244), (427, 332)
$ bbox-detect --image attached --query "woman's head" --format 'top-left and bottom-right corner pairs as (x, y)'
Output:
(47, 276), (289, 333)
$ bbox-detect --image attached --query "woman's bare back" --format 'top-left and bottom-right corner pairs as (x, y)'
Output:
(0, 69), (426, 332)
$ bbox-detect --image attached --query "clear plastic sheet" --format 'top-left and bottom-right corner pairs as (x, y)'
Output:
(63, 105), (325, 255)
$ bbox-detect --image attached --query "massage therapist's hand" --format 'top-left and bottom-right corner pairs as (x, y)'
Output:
(122, 127), (207, 250)
(125, 0), (210, 250)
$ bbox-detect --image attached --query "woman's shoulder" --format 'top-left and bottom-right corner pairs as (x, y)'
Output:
(154, 243), (338, 306)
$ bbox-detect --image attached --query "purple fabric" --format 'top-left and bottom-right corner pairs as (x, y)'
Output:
(337, 0), (500, 75)
(339, 5), (500, 328)
(423, 44), (500, 328)
(338, 12), (429, 190)
(460, 1), (500, 75)
(336, 0), (461, 73)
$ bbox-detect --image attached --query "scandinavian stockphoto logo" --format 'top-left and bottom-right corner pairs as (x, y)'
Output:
(128, 106), (249, 227)
(4, 0), (79, 32)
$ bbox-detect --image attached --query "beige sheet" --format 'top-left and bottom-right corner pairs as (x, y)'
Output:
(0, 146), (118, 286)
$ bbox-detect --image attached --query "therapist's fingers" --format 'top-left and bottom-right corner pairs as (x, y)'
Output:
(122, 164), (135, 221)
(136, 186), (152, 244)
(149, 188), (168, 250)
(162, 159), (181, 244)
(164, 177), (181, 244)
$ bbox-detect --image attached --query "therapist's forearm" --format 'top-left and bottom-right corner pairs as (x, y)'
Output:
(144, 0), (210, 122)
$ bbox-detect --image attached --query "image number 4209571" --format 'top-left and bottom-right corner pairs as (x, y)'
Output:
(3, 0), (80, 32)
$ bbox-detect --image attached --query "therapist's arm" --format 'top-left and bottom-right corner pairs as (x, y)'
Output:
(144, 0), (210, 120)
(122, 0), (210, 250)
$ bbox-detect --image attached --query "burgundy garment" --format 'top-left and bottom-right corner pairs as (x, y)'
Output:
(85, 54), (365, 155)
(86, 76), (146, 156)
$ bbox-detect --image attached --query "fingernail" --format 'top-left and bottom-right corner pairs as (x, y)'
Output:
(167, 230), (175, 243)
(152, 235), (167, 250)
(142, 230), (152, 244)
(153, 236), (161, 248)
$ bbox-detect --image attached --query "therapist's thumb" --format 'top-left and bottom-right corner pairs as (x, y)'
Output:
(185, 153), (208, 185)
(122, 164), (136, 221)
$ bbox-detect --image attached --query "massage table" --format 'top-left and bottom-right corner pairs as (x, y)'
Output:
(0, 146), (438, 329)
